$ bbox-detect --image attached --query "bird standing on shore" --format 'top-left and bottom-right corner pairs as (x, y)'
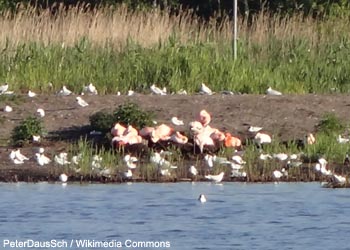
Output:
(58, 85), (72, 96)
(266, 87), (282, 95)
(199, 83), (213, 95)
(76, 96), (89, 107)
(205, 172), (225, 183)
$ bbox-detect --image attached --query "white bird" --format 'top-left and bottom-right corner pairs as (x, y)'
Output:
(54, 152), (71, 165)
(59, 173), (68, 183)
(205, 172), (225, 183)
(9, 149), (29, 164)
(231, 170), (247, 178)
(199, 83), (213, 95)
(337, 135), (349, 144)
(189, 165), (198, 176)
(91, 155), (103, 169)
(57, 85), (72, 96)
(266, 86), (282, 95)
(123, 169), (133, 179)
(36, 108), (45, 118)
(232, 155), (246, 165)
(4, 105), (12, 112)
(150, 84), (166, 95)
(0, 83), (9, 94)
(248, 126), (263, 133)
(160, 168), (171, 176)
(204, 154), (214, 168)
(76, 96), (89, 107)
(177, 89), (187, 95)
(198, 194), (207, 203)
(83, 83), (98, 95)
(127, 90), (135, 96)
(273, 153), (289, 161)
(32, 135), (41, 142)
(71, 154), (82, 165)
(332, 174), (347, 184)
(259, 153), (273, 160)
(273, 169), (284, 179)
(171, 116), (184, 126)
(35, 153), (51, 166)
(124, 154), (138, 169)
(254, 132), (272, 144)
(28, 90), (36, 97)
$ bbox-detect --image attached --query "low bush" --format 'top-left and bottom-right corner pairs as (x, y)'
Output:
(11, 116), (44, 145)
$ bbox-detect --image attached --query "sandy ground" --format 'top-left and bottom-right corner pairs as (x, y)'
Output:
(0, 93), (349, 182)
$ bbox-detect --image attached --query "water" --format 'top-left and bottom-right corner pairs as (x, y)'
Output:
(0, 182), (349, 250)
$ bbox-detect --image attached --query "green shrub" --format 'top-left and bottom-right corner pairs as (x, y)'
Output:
(11, 116), (44, 145)
(317, 113), (345, 135)
(113, 102), (154, 130)
(89, 110), (116, 133)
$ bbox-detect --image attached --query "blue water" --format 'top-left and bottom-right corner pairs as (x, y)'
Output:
(0, 182), (349, 250)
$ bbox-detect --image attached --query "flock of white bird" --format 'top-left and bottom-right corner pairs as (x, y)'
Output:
(1, 82), (348, 187)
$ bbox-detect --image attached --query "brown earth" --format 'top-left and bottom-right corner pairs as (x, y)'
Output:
(1, 93), (349, 183)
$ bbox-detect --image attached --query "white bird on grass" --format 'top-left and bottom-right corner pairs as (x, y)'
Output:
(231, 170), (247, 178)
(273, 168), (287, 179)
(83, 83), (98, 95)
(266, 86), (282, 95)
(259, 153), (273, 160)
(36, 108), (45, 118)
(150, 84), (166, 95)
(9, 149), (29, 164)
(189, 165), (198, 176)
(35, 152), (51, 166)
(273, 153), (289, 161)
(123, 169), (133, 179)
(232, 155), (246, 165)
(337, 135), (349, 144)
(127, 90), (135, 96)
(54, 152), (71, 166)
(124, 154), (138, 169)
(32, 135), (41, 142)
(0, 83), (9, 94)
(199, 83), (213, 95)
(171, 116), (184, 126)
(254, 132), (272, 145)
(332, 174), (347, 184)
(28, 90), (36, 97)
(4, 105), (12, 112)
(76, 96), (89, 107)
(57, 85), (72, 96)
(205, 172), (225, 183)
(198, 194), (207, 203)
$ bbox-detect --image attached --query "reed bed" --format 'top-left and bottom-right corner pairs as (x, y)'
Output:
(1, 6), (350, 94)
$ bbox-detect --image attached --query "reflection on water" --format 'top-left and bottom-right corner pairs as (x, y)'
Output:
(0, 182), (349, 250)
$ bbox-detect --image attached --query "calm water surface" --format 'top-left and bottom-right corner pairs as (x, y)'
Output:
(0, 182), (349, 250)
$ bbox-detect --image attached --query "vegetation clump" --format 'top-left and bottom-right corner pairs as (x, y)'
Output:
(11, 116), (44, 145)
(89, 103), (154, 133)
(317, 113), (345, 135)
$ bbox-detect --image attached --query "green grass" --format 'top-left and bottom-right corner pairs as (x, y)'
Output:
(1, 33), (350, 94)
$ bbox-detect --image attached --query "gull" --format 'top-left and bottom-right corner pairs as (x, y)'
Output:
(123, 169), (133, 179)
(59, 173), (68, 183)
(54, 152), (71, 165)
(332, 174), (347, 184)
(9, 149), (29, 164)
(337, 135), (349, 144)
(248, 126), (263, 133)
(177, 89), (187, 95)
(273, 170), (283, 179)
(57, 85), (72, 96)
(171, 117), (184, 126)
(230, 162), (244, 170)
(199, 83), (213, 95)
(273, 153), (289, 161)
(198, 194), (207, 203)
(159, 168), (171, 176)
(266, 86), (282, 95)
(91, 155), (103, 169)
(83, 83), (98, 95)
(150, 84), (166, 95)
(4, 105), (12, 112)
(232, 155), (246, 165)
(32, 135), (41, 142)
(71, 154), (82, 165)
(204, 154), (214, 168)
(28, 90), (37, 97)
(127, 90), (135, 96)
(254, 132), (272, 145)
(35, 153), (51, 166)
(76, 96), (89, 107)
(0, 83), (9, 94)
(259, 153), (273, 160)
(189, 165), (198, 176)
(36, 108), (45, 117)
(231, 170), (247, 178)
(124, 154), (138, 169)
(205, 172), (225, 183)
